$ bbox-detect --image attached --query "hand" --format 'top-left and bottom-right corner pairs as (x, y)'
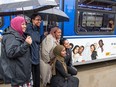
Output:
(25, 36), (32, 45)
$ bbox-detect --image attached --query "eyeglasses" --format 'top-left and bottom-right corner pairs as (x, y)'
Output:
(35, 19), (41, 21)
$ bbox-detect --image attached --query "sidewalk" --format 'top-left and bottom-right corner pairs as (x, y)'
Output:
(0, 84), (10, 87)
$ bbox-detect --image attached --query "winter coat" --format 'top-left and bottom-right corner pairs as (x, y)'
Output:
(50, 60), (79, 87)
(40, 34), (58, 85)
(0, 28), (31, 86)
(40, 59), (52, 86)
(65, 48), (77, 75)
(26, 23), (40, 65)
(65, 48), (72, 66)
(41, 34), (58, 63)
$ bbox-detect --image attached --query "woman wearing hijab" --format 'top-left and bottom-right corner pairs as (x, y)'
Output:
(51, 45), (79, 87)
(60, 38), (77, 75)
(40, 26), (61, 86)
(1, 16), (32, 87)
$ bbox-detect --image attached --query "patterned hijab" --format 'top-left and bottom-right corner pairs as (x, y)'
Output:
(11, 16), (26, 35)
(52, 45), (67, 75)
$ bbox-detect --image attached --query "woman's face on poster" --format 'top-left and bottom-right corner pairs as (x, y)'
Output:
(74, 47), (80, 54)
(90, 45), (95, 52)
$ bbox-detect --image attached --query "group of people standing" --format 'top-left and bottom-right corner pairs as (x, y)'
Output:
(0, 14), (79, 87)
(40, 20), (79, 87)
(1, 14), (41, 87)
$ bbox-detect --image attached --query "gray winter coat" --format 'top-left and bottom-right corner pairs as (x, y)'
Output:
(0, 28), (31, 86)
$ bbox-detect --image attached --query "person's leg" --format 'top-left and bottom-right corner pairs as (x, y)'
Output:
(32, 64), (40, 87)
(32, 64), (36, 87)
(0, 79), (4, 84)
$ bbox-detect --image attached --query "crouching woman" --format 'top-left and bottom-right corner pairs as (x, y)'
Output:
(51, 45), (79, 87)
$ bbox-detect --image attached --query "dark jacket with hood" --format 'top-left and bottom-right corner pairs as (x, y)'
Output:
(26, 23), (40, 65)
(0, 28), (31, 86)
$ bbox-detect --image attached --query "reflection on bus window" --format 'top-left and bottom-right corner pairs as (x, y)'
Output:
(108, 19), (114, 31)
(0, 17), (3, 28)
(77, 11), (115, 33)
(82, 12), (103, 27)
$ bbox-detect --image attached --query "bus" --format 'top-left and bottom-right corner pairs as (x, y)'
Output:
(60, 0), (116, 65)
(1, 0), (116, 65)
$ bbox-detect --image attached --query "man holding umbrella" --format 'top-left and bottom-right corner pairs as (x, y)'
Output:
(26, 14), (42, 87)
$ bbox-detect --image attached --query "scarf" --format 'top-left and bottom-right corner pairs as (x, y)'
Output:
(52, 45), (67, 75)
(11, 16), (26, 35)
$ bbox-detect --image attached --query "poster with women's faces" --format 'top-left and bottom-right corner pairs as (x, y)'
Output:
(67, 36), (116, 63)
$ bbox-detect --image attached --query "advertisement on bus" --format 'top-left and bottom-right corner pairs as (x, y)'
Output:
(67, 36), (116, 64)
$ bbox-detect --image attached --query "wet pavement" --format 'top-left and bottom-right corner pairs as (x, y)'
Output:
(0, 84), (11, 87)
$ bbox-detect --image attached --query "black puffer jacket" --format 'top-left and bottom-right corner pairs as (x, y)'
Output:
(0, 28), (31, 86)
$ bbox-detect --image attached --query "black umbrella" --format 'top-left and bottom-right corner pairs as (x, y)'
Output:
(38, 8), (69, 22)
(0, 0), (57, 16)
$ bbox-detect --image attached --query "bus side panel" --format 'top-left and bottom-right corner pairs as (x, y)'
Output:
(65, 36), (116, 64)
(0, 16), (10, 32)
(63, 0), (76, 36)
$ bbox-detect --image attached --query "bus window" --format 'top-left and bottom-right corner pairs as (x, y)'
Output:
(0, 17), (3, 28)
(76, 0), (116, 35)
(77, 11), (115, 32)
